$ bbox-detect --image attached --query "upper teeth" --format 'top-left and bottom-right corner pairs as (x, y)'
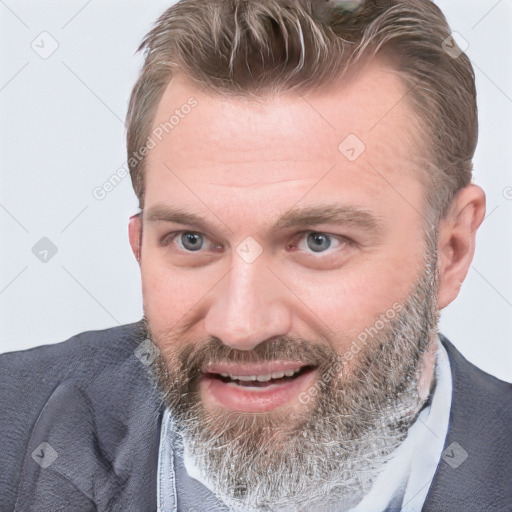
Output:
(220, 368), (301, 381)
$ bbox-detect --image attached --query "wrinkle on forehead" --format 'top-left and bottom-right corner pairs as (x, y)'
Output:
(205, 178), (315, 188)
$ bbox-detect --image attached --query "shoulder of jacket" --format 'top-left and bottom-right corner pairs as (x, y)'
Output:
(0, 320), (145, 389)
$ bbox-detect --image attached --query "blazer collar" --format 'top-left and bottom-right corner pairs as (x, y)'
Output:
(15, 320), (165, 511)
(422, 334), (512, 511)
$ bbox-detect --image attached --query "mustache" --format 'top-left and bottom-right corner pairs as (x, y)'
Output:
(147, 330), (339, 375)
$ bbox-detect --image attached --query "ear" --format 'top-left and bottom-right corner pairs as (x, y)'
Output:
(128, 213), (142, 265)
(437, 184), (486, 309)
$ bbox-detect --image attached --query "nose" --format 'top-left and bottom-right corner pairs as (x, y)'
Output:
(203, 255), (292, 351)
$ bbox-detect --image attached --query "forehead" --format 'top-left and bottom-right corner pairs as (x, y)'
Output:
(143, 60), (426, 227)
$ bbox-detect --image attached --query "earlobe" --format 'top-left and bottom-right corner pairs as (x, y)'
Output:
(436, 184), (486, 309)
(128, 213), (142, 264)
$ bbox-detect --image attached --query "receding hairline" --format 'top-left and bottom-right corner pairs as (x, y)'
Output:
(156, 48), (402, 102)
(146, 52), (432, 194)
(148, 50), (429, 157)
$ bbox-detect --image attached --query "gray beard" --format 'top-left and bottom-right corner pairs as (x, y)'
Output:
(143, 229), (440, 512)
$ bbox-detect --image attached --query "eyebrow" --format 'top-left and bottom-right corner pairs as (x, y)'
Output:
(144, 205), (229, 233)
(144, 203), (383, 235)
(275, 204), (382, 233)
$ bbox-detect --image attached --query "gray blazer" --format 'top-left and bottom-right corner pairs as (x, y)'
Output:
(1, 321), (511, 511)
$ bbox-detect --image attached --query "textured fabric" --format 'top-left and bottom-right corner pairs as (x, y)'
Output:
(1, 321), (511, 512)
(422, 336), (512, 512)
(158, 409), (231, 511)
(1, 321), (163, 512)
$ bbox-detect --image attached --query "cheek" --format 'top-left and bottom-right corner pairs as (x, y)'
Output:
(140, 256), (205, 332)
(289, 248), (422, 348)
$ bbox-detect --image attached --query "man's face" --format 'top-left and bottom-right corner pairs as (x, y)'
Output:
(131, 60), (440, 509)
(138, 60), (432, 394)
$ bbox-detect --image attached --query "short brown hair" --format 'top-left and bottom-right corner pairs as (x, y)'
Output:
(126, 0), (477, 220)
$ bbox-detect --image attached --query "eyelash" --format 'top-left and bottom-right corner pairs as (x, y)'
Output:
(160, 231), (223, 252)
(159, 231), (354, 255)
(291, 232), (353, 254)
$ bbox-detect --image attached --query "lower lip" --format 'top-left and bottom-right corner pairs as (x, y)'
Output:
(201, 368), (317, 412)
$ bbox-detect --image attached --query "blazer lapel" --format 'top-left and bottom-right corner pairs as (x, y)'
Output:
(14, 334), (164, 512)
(422, 335), (512, 511)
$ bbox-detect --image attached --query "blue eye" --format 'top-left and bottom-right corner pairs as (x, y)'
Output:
(306, 232), (332, 253)
(180, 232), (204, 251)
(160, 231), (222, 253)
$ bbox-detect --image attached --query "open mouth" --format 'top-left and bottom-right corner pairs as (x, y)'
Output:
(200, 364), (318, 412)
(204, 365), (316, 388)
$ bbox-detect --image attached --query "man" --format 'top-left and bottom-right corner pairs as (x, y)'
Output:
(1, 0), (511, 510)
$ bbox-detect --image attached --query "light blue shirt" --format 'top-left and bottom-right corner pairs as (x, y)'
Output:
(157, 336), (452, 511)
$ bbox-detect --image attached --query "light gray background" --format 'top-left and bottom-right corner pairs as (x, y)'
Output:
(1, 0), (511, 382)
